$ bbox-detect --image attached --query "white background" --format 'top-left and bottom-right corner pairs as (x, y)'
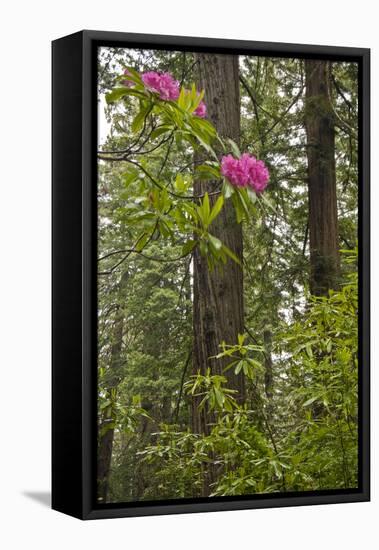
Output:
(0, 0), (376, 548)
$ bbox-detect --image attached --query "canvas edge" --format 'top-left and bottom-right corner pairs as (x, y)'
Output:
(52, 29), (370, 520)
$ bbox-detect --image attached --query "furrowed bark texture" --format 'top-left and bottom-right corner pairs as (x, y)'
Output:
(192, 54), (245, 439)
(305, 60), (340, 296)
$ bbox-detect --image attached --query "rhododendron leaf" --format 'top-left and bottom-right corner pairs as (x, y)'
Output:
(214, 388), (225, 408)
(226, 138), (241, 158)
(302, 396), (319, 408)
(106, 86), (147, 103)
(174, 174), (185, 192)
(246, 358), (263, 370)
(124, 66), (142, 81)
(192, 117), (216, 139)
(134, 232), (150, 252)
(198, 138), (218, 161)
(305, 344), (313, 358)
(238, 333), (246, 346)
(208, 195), (224, 225)
(150, 125), (172, 140)
(106, 87), (132, 104)
(131, 103), (152, 133)
(234, 361), (245, 375)
(190, 83), (197, 101)
(247, 187), (257, 202)
(199, 240), (208, 257)
(221, 244), (241, 266)
(158, 219), (173, 238)
(222, 180), (234, 199)
(195, 165), (220, 181)
(222, 360), (239, 372)
(202, 193), (211, 222)
(232, 191), (249, 223)
(208, 234), (222, 251)
(182, 239), (197, 256)
(177, 87), (188, 110)
(122, 168), (140, 187)
(190, 88), (205, 112)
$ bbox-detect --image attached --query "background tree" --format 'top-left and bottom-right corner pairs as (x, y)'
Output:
(305, 60), (340, 295)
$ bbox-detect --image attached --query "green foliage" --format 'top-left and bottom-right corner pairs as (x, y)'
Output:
(138, 256), (358, 498)
(185, 369), (238, 413)
(96, 49), (359, 503)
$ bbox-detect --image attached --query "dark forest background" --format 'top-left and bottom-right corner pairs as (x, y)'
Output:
(96, 48), (358, 503)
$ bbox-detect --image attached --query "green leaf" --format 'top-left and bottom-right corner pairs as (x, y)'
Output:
(208, 195), (224, 224)
(106, 87), (130, 104)
(177, 86), (188, 110)
(303, 396), (319, 408)
(208, 234), (222, 250)
(182, 239), (197, 256)
(222, 179), (234, 199)
(226, 138), (241, 158)
(150, 125), (172, 140)
(247, 187), (257, 202)
(123, 169), (140, 187)
(131, 103), (151, 133)
(135, 232), (150, 252)
(202, 193), (211, 223)
(123, 66), (142, 81)
(221, 244), (242, 266)
(100, 399), (112, 410)
(214, 387), (225, 408)
(195, 164), (221, 181)
(106, 87), (145, 104)
(190, 87), (205, 112)
(235, 360), (244, 375)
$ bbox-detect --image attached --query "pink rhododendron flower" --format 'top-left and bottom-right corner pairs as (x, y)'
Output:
(122, 69), (135, 87)
(248, 158), (270, 192)
(194, 100), (207, 118)
(141, 71), (180, 100)
(221, 153), (269, 192)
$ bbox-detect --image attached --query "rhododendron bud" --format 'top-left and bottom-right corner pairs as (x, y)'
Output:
(121, 69), (135, 87)
(194, 100), (207, 118)
(141, 71), (180, 101)
(221, 153), (269, 192)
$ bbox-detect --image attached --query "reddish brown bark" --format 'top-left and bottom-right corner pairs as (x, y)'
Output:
(192, 54), (245, 439)
(305, 60), (340, 296)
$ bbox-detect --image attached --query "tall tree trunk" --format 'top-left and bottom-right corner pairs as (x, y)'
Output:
(192, 54), (244, 439)
(97, 271), (128, 503)
(305, 60), (340, 296)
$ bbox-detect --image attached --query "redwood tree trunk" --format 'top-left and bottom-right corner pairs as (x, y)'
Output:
(97, 271), (128, 503)
(192, 54), (245, 438)
(305, 60), (340, 296)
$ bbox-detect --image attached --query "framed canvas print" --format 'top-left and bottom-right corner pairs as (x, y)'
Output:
(52, 30), (370, 519)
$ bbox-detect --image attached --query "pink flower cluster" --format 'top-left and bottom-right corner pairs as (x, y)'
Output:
(121, 69), (207, 116)
(141, 71), (180, 101)
(193, 99), (207, 118)
(221, 153), (269, 193)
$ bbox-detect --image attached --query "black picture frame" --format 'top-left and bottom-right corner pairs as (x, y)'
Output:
(52, 30), (370, 520)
